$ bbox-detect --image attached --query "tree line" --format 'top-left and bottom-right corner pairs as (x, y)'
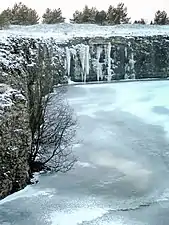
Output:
(0, 2), (169, 28)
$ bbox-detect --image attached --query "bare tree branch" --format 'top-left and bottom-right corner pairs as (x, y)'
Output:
(30, 86), (77, 173)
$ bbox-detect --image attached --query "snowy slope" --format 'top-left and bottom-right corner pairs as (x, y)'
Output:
(0, 24), (169, 43)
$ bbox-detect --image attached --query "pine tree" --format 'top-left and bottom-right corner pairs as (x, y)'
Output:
(82, 6), (98, 23)
(0, 12), (9, 29)
(107, 5), (116, 24)
(42, 8), (65, 24)
(154, 10), (169, 25)
(107, 3), (130, 25)
(140, 19), (146, 24)
(71, 5), (98, 24)
(134, 19), (146, 24)
(95, 10), (107, 25)
(71, 3), (130, 25)
(1, 2), (39, 25)
(0, 8), (12, 25)
(71, 10), (83, 23)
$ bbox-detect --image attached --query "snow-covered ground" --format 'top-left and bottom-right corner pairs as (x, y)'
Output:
(1, 80), (169, 225)
(1, 24), (169, 42)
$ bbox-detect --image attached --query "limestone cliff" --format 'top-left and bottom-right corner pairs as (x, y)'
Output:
(64, 36), (169, 82)
(1, 24), (169, 83)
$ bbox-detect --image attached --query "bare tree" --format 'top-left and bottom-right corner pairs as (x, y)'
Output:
(29, 87), (77, 173)
(18, 40), (77, 175)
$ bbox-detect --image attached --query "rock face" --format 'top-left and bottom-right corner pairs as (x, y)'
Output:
(0, 35), (65, 199)
(64, 36), (169, 82)
(0, 84), (30, 199)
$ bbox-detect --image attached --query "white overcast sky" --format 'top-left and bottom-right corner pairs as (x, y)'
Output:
(0, 0), (169, 22)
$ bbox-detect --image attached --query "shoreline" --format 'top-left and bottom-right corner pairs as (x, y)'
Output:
(67, 77), (169, 86)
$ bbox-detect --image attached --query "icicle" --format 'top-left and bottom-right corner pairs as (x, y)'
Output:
(125, 47), (128, 58)
(96, 46), (102, 82)
(66, 47), (71, 76)
(79, 45), (85, 82)
(124, 47), (129, 80)
(84, 45), (90, 83)
(124, 73), (129, 79)
(129, 52), (135, 70)
(129, 52), (136, 79)
(107, 42), (111, 82)
(64, 58), (67, 72)
(124, 64), (129, 80)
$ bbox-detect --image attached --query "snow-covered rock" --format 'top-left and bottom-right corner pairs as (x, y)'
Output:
(0, 84), (24, 114)
(0, 85), (30, 200)
(1, 24), (169, 41)
(1, 24), (169, 83)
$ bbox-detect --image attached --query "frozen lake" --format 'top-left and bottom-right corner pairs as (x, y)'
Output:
(1, 80), (169, 225)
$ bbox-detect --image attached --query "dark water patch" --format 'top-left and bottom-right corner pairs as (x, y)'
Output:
(152, 106), (169, 115)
